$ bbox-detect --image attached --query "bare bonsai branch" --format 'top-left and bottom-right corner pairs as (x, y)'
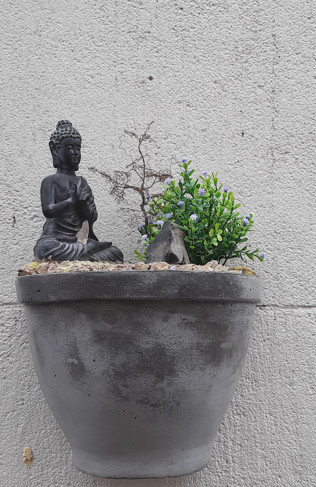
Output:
(88, 122), (172, 227)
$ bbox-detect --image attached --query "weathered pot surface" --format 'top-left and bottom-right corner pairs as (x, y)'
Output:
(16, 271), (261, 478)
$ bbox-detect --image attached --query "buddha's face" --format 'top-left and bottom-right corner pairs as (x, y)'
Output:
(58, 137), (81, 171)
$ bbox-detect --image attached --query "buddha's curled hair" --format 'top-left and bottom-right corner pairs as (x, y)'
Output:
(50, 120), (82, 148)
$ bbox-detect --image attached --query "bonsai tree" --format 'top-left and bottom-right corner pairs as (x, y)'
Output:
(88, 122), (171, 227)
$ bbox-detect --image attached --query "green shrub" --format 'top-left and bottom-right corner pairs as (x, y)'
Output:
(135, 160), (264, 265)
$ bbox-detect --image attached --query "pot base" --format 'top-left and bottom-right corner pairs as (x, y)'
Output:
(72, 447), (210, 478)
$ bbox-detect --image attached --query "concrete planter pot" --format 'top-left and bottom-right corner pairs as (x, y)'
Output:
(16, 271), (261, 478)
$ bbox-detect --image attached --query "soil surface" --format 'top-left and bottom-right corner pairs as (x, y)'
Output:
(18, 260), (256, 276)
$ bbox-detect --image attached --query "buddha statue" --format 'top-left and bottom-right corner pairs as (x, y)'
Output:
(34, 120), (124, 263)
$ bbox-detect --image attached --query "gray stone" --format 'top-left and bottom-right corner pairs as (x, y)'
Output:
(146, 221), (190, 265)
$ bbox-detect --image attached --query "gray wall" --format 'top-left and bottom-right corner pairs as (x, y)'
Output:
(1, 1), (315, 486)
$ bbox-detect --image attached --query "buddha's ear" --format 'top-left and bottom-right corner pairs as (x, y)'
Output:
(49, 141), (59, 168)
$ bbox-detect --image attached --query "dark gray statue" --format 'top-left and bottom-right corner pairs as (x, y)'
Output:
(34, 120), (123, 263)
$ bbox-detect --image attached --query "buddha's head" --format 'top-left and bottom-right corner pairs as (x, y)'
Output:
(49, 120), (82, 171)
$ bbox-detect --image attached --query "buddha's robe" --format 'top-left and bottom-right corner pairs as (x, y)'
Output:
(34, 176), (123, 263)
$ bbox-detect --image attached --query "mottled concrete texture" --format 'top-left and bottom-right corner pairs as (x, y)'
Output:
(16, 272), (260, 478)
(1, 0), (315, 486)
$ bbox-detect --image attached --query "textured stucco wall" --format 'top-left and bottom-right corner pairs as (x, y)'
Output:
(1, 1), (315, 486)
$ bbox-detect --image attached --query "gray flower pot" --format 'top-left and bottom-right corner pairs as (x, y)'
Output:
(16, 271), (261, 478)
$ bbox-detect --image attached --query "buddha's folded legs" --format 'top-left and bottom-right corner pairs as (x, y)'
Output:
(34, 237), (123, 263)
(88, 245), (124, 263)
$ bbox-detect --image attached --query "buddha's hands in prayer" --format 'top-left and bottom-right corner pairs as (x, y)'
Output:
(76, 181), (97, 222)
(68, 180), (78, 204)
(67, 180), (91, 205)
(77, 183), (92, 204)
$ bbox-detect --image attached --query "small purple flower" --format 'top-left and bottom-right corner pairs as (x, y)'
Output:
(157, 220), (164, 227)
(198, 188), (206, 196)
(165, 213), (172, 219)
(177, 200), (184, 209)
(243, 218), (249, 226)
(164, 178), (171, 185)
(147, 196), (151, 202)
(141, 234), (148, 241)
(149, 219), (154, 224)
(259, 252), (265, 259)
(223, 187), (229, 193)
(190, 213), (198, 221)
(138, 224), (145, 231)
(245, 214), (251, 220)
(202, 171), (208, 178)
(182, 158), (187, 163)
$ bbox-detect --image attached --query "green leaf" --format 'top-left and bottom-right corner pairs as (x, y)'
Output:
(134, 249), (145, 261)
(245, 252), (254, 261)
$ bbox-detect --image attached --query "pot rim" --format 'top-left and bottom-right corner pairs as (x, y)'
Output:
(16, 270), (262, 305)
